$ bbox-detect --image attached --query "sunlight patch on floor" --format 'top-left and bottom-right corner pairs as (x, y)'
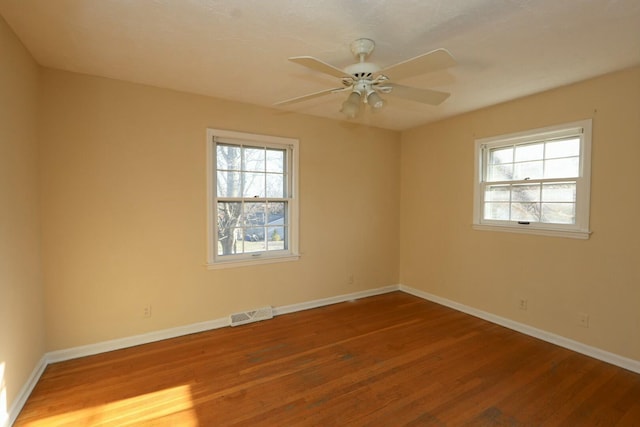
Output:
(0, 362), (7, 427)
(24, 384), (198, 426)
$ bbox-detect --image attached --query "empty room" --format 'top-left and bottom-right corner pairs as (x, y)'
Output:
(1, 0), (640, 425)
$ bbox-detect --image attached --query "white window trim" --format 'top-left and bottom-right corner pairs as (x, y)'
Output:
(472, 119), (592, 239)
(206, 128), (300, 269)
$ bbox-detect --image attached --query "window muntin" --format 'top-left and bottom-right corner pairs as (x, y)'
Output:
(207, 129), (299, 267)
(474, 120), (592, 239)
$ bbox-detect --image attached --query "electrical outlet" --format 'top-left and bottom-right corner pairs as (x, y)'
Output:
(518, 299), (528, 311)
(578, 312), (589, 328)
(143, 304), (152, 318)
(347, 274), (354, 284)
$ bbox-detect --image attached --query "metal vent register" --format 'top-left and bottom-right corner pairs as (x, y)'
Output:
(229, 306), (274, 327)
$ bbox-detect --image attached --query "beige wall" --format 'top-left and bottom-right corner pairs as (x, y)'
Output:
(0, 16), (45, 417)
(400, 66), (640, 361)
(38, 68), (401, 351)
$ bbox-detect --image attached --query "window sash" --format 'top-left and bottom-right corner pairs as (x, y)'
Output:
(481, 132), (584, 184)
(216, 199), (290, 256)
(481, 180), (578, 225)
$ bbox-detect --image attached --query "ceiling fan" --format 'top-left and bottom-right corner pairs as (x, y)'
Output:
(275, 38), (456, 118)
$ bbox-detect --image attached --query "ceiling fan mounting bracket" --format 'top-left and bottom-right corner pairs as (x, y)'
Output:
(350, 38), (375, 61)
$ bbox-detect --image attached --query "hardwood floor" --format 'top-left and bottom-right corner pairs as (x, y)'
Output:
(15, 292), (640, 426)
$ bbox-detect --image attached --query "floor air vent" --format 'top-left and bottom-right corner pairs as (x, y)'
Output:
(229, 306), (273, 327)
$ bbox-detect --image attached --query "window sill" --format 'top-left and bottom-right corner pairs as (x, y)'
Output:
(473, 224), (591, 240)
(206, 254), (300, 270)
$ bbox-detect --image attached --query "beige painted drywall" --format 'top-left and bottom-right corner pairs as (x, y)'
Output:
(0, 15), (45, 418)
(400, 66), (640, 361)
(38, 68), (401, 351)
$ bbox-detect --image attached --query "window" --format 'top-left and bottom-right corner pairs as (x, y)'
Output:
(473, 119), (592, 239)
(207, 129), (299, 268)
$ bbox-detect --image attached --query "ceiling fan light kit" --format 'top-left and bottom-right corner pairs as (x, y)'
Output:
(367, 90), (385, 109)
(276, 38), (456, 119)
(341, 91), (362, 118)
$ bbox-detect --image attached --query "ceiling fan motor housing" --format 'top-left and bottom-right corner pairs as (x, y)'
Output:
(344, 62), (380, 79)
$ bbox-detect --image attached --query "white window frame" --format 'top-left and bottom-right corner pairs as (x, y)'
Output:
(206, 128), (300, 269)
(473, 119), (592, 239)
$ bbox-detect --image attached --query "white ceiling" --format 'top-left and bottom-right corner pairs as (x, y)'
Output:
(1, 0), (639, 131)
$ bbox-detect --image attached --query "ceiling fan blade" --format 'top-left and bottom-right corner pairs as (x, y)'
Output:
(289, 56), (349, 78)
(385, 83), (451, 105)
(274, 87), (346, 106)
(380, 48), (456, 81)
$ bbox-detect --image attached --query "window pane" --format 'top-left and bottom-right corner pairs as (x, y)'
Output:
(217, 203), (243, 256)
(484, 202), (509, 220)
(515, 143), (543, 162)
(512, 184), (540, 202)
(217, 171), (242, 197)
(513, 160), (543, 180)
(266, 203), (286, 252)
(243, 233), (266, 253)
(243, 228), (264, 244)
(267, 202), (286, 223)
(511, 203), (540, 222)
(485, 185), (510, 202)
(266, 149), (285, 173)
(217, 202), (242, 230)
(542, 182), (576, 202)
(218, 228), (249, 255)
(244, 147), (265, 172)
(243, 202), (266, 250)
(488, 164), (513, 181)
(544, 157), (579, 179)
(243, 202), (266, 227)
(217, 144), (241, 170)
(541, 203), (575, 224)
(489, 147), (513, 165)
(233, 228), (246, 254)
(545, 138), (580, 159)
(266, 174), (285, 198)
(267, 226), (286, 251)
(244, 237), (266, 253)
(242, 172), (265, 198)
(216, 195), (242, 255)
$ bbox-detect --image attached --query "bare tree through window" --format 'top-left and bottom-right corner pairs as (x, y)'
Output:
(216, 143), (289, 256)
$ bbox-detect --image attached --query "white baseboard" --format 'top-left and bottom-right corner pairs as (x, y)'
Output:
(273, 285), (399, 316)
(399, 284), (640, 374)
(7, 355), (47, 427)
(47, 317), (230, 364)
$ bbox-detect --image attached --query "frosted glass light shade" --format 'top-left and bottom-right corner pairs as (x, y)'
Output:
(341, 91), (362, 118)
(367, 91), (384, 109)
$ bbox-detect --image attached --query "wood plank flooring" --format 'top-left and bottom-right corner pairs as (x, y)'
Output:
(14, 292), (640, 426)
